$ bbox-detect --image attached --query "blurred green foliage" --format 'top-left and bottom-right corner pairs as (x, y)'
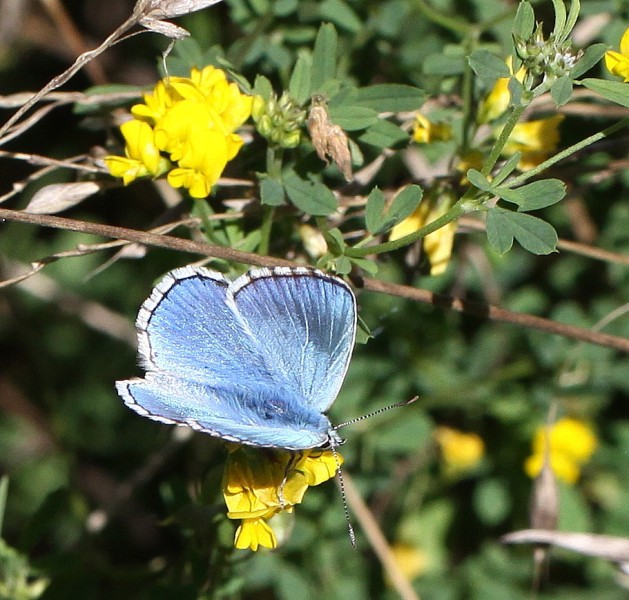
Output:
(1, 0), (628, 598)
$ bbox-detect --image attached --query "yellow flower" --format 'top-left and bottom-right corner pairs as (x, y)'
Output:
(434, 426), (485, 473)
(131, 80), (177, 124)
(412, 113), (452, 144)
(501, 114), (564, 170)
(389, 191), (457, 275)
(222, 446), (341, 551)
(604, 27), (629, 82)
(106, 65), (252, 197)
(524, 450), (581, 485)
(390, 543), (427, 582)
(478, 57), (527, 124)
(234, 518), (278, 551)
(104, 120), (169, 185)
(524, 417), (597, 485)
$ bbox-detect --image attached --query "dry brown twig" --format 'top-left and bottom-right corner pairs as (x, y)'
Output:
(1, 207), (627, 353)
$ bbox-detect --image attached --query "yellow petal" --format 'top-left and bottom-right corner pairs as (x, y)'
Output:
(424, 220), (456, 275)
(620, 26), (629, 57)
(524, 451), (581, 485)
(531, 418), (597, 464)
(234, 518), (278, 551)
(604, 50), (629, 82)
(296, 449), (340, 486)
(435, 426), (485, 472)
(389, 206), (424, 241)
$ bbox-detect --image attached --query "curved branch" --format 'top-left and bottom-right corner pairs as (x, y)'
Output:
(0, 207), (627, 352)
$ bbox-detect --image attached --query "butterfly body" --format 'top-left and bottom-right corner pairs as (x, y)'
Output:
(116, 266), (355, 450)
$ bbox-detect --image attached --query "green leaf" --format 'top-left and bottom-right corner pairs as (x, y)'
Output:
(259, 177), (286, 206)
(468, 50), (510, 82)
(467, 169), (493, 192)
(559, 0), (579, 44)
(311, 23), (338, 93)
(327, 105), (378, 130)
(319, 0), (362, 33)
(333, 256), (352, 274)
(349, 256), (378, 275)
(570, 43), (607, 79)
(551, 75), (573, 106)
(323, 227), (345, 255)
(492, 153), (522, 187)
(283, 171), (337, 215)
(365, 187), (386, 234)
(348, 84), (425, 112)
(365, 185), (422, 234)
(512, 1), (535, 38)
(272, 0), (297, 17)
(249, 0), (270, 16)
(581, 78), (629, 108)
(508, 77), (524, 106)
(288, 54), (312, 105)
(389, 184), (423, 224)
(551, 0), (567, 41)
(473, 478), (512, 526)
(252, 74), (273, 100)
(423, 53), (466, 76)
(486, 209), (515, 254)
(487, 208), (558, 255)
(495, 179), (566, 211)
(357, 119), (408, 149)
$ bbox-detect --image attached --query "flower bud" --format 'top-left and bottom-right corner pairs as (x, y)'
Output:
(251, 92), (307, 149)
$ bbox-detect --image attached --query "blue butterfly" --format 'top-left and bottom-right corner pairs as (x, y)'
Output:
(116, 265), (357, 449)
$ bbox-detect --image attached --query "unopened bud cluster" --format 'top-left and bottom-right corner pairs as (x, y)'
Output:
(251, 93), (307, 148)
(514, 24), (582, 81)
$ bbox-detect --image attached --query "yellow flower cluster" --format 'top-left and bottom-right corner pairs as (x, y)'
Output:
(105, 66), (252, 198)
(480, 58), (563, 170)
(524, 417), (597, 485)
(434, 426), (485, 474)
(605, 27), (629, 82)
(389, 190), (457, 276)
(412, 113), (452, 144)
(222, 445), (340, 551)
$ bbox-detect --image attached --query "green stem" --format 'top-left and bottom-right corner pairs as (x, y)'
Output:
(345, 200), (469, 258)
(257, 146), (284, 255)
(460, 34), (478, 154)
(266, 146), (284, 178)
(411, 0), (472, 35)
(0, 476), (8, 538)
(196, 200), (224, 245)
(482, 104), (527, 176)
(507, 116), (629, 187)
(259, 205), (275, 256)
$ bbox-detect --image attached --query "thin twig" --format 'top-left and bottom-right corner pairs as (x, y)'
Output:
(361, 276), (629, 353)
(39, 0), (108, 85)
(343, 472), (420, 600)
(0, 207), (627, 352)
(0, 0), (149, 142)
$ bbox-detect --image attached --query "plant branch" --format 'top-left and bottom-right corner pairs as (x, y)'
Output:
(360, 276), (629, 353)
(507, 116), (629, 187)
(0, 208), (627, 352)
(345, 201), (468, 258)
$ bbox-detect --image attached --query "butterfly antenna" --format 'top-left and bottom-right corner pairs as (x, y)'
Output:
(330, 442), (356, 548)
(334, 396), (418, 431)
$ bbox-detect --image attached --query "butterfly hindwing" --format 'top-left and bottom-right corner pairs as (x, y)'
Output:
(228, 267), (356, 413)
(117, 374), (330, 449)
